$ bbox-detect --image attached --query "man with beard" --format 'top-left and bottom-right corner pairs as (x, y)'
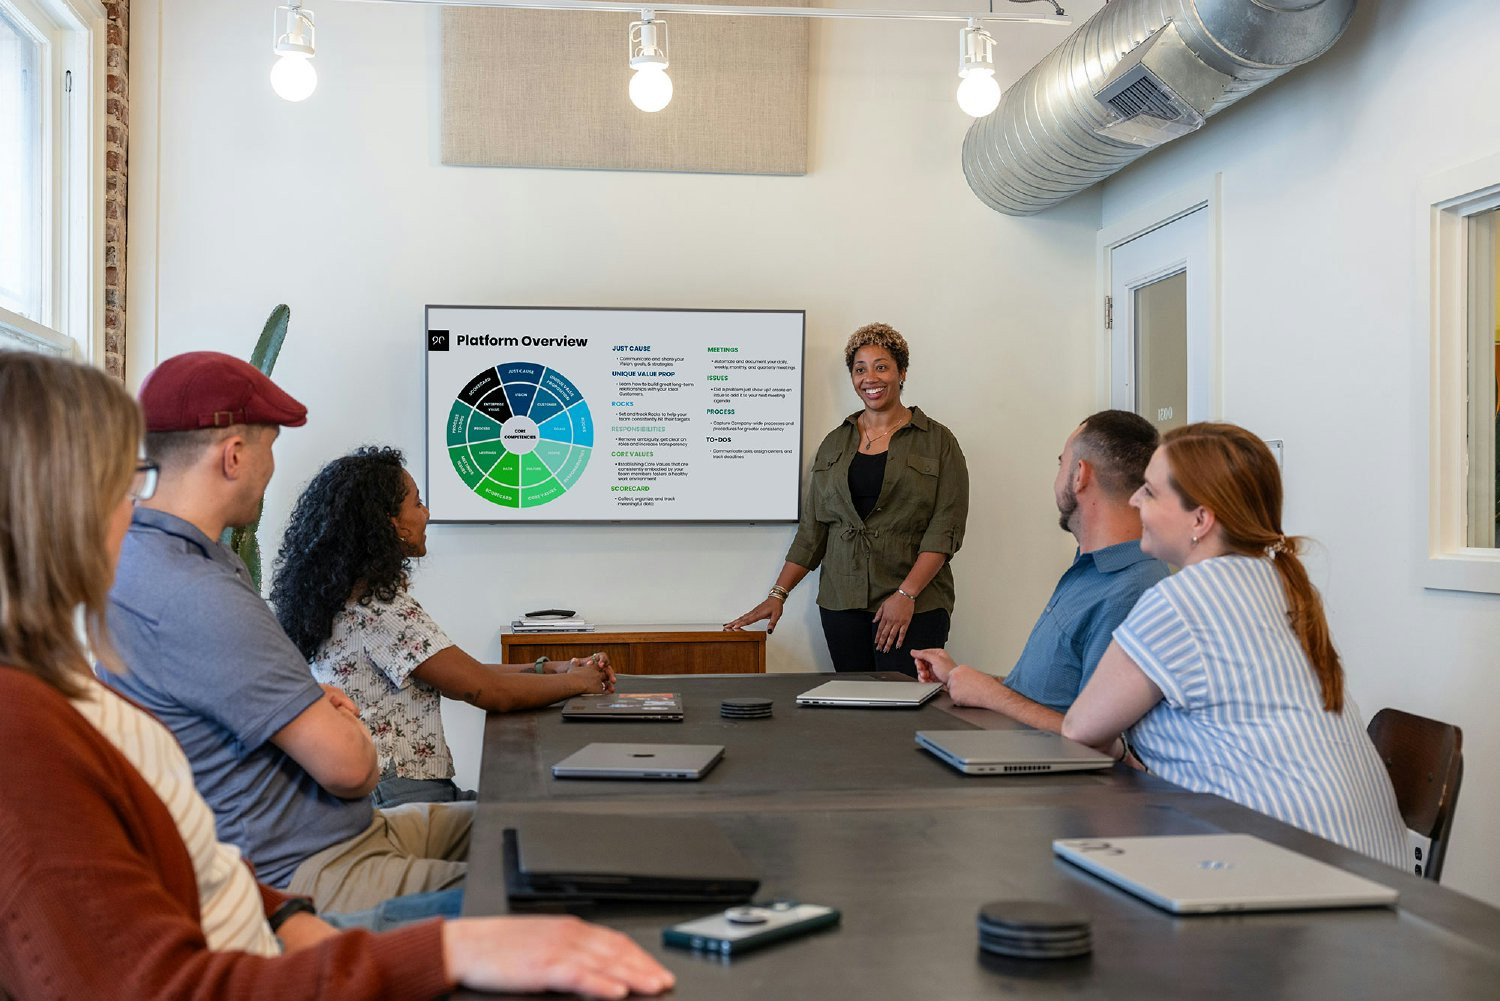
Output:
(913, 411), (1167, 732)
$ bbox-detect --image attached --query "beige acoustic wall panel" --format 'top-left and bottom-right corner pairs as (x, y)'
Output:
(442, 5), (808, 175)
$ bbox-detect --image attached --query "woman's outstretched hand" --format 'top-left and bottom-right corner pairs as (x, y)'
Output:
(724, 598), (784, 634)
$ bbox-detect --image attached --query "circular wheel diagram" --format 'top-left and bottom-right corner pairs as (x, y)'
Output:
(445, 362), (593, 509)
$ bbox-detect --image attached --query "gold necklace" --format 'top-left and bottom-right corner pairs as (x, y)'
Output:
(860, 411), (909, 449)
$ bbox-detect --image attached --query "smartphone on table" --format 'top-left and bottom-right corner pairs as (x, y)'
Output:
(663, 902), (840, 956)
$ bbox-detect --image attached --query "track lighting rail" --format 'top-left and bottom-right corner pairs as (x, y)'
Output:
(340, 0), (1070, 27)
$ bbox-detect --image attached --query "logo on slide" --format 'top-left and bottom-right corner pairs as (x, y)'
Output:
(445, 362), (593, 509)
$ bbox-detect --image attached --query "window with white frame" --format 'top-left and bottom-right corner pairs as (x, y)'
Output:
(0, 0), (103, 358)
(1466, 208), (1499, 550)
(1423, 156), (1500, 593)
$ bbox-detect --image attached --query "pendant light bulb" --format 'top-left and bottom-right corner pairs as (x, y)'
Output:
(956, 19), (1000, 117)
(271, 54), (318, 102)
(628, 12), (672, 112)
(629, 66), (673, 112)
(272, 3), (318, 102)
(956, 72), (1000, 118)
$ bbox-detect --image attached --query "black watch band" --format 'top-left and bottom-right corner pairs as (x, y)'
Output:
(268, 896), (317, 934)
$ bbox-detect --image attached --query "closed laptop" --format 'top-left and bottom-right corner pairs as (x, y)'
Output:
(916, 729), (1114, 775)
(504, 813), (759, 904)
(795, 680), (942, 708)
(561, 692), (684, 722)
(1053, 833), (1400, 914)
(552, 742), (724, 780)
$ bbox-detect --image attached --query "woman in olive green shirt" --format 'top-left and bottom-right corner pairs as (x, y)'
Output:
(725, 323), (969, 675)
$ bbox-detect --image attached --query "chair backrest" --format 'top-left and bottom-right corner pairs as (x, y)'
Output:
(1366, 707), (1464, 881)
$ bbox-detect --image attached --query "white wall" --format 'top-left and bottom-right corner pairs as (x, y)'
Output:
(1097, 0), (1500, 905)
(128, 5), (1102, 790)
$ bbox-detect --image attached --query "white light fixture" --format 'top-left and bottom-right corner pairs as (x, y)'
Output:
(272, 3), (318, 102)
(628, 10), (672, 113)
(956, 18), (1001, 118)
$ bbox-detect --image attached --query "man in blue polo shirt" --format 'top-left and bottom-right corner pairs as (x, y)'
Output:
(913, 410), (1167, 733)
(102, 351), (470, 913)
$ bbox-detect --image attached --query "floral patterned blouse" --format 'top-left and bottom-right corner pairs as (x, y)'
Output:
(309, 589), (456, 781)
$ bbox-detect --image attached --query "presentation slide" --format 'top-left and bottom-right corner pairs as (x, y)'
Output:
(425, 306), (805, 522)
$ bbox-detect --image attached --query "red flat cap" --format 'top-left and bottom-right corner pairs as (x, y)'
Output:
(139, 351), (308, 432)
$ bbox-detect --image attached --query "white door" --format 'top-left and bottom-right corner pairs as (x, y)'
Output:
(1107, 206), (1213, 431)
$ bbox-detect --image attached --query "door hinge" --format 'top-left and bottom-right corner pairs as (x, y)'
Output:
(64, 69), (72, 93)
(1104, 295), (1113, 330)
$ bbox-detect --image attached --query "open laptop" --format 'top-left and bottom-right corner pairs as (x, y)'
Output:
(796, 680), (943, 708)
(1052, 833), (1400, 914)
(504, 813), (759, 904)
(552, 742), (724, 780)
(915, 729), (1114, 775)
(561, 692), (684, 722)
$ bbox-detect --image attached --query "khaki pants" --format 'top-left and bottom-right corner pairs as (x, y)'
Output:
(285, 801), (471, 912)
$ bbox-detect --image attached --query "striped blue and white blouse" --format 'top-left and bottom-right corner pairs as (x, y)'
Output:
(1113, 555), (1407, 868)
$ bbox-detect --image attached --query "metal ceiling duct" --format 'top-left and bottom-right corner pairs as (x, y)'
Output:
(962, 0), (1357, 216)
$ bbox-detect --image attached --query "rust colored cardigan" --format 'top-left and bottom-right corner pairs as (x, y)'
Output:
(0, 668), (452, 1000)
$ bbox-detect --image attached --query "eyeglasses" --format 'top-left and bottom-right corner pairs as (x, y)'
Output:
(130, 461), (160, 503)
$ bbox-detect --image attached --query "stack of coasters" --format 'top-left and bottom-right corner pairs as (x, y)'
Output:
(977, 900), (1092, 960)
(720, 698), (773, 720)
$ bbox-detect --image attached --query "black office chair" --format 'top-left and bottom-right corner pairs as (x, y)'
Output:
(1366, 708), (1464, 882)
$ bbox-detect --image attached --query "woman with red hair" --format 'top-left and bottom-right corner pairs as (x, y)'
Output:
(1062, 422), (1406, 867)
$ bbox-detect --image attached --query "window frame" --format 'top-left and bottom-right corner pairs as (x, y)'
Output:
(0, 0), (106, 360)
(1421, 153), (1500, 593)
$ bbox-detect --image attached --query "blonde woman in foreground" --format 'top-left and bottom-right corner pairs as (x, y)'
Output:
(0, 352), (672, 1001)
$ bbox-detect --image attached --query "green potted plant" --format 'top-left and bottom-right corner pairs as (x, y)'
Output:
(221, 304), (289, 591)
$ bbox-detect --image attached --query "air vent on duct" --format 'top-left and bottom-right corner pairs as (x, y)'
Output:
(1094, 21), (1232, 147)
(960, 0), (1355, 216)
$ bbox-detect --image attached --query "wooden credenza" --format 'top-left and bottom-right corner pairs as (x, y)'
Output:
(500, 623), (766, 675)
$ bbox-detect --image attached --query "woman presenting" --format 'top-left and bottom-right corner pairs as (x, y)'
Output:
(726, 323), (969, 675)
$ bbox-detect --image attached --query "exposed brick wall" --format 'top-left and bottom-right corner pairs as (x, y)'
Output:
(103, 1), (127, 379)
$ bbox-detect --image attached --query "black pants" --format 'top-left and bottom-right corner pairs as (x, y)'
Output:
(818, 607), (951, 677)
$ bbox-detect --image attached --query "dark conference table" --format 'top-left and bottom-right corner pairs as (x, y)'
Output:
(459, 673), (1500, 1000)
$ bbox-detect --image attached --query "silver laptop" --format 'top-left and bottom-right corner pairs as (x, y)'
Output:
(796, 680), (943, 708)
(916, 729), (1114, 774)
(1053, 834), (1400, 914)
(552, 742), (725, 780)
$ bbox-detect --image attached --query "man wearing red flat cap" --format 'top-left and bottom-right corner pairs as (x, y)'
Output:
(102, 351), (472, 913)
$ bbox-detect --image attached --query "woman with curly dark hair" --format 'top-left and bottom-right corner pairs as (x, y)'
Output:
(271, 447), (613, 806)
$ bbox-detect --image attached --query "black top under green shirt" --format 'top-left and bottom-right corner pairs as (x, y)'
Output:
(784, 406), (969, 615)
(848, 451), (887, 522)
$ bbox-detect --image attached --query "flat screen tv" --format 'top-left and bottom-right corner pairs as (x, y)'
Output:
(425, 305), (805, 523)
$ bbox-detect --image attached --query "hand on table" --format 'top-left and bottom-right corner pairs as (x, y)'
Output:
(873, 592), (915, 653)
(724, 598), (784, 634)
(563, 653), (616, 693)
(444, 915), (675, 1000)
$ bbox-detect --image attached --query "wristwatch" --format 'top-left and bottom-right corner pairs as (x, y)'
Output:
(268, 896), (317, 934)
